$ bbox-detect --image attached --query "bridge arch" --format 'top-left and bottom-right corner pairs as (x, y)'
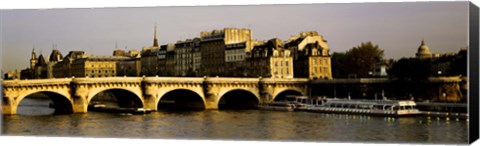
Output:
(16, 91), (73, 115)
(87, 88), (144, 108)
(156, 88), (206, 110)
(272, 88), (305, 102)
(218, 89), (260, 109)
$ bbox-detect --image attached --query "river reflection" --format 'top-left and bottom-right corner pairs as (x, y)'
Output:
(1, 98), (468, 144)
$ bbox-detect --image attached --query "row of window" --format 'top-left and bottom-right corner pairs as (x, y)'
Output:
(88, 64), (115, 68)
(226, 55), (245, 61)
(274, 61), (290, 66)
(273, 68), (291, 75)
(312, 67), (329, 74)
(85, 75), (115, 78)
(312, 59), (329, 65)
(87, 70), (116, 74)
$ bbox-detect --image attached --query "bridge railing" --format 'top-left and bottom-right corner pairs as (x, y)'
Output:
(2, 78), (73, 86)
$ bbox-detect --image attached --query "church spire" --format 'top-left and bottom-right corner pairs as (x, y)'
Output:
(153, 24), (159, 47)
(30, 47), (38, 70)
(31, 47), (37, 59)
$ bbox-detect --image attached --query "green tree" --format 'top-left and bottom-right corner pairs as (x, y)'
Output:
(387, 58), (432, 81)
(331, 52), (348, 78)
(344, 42), (384, 78)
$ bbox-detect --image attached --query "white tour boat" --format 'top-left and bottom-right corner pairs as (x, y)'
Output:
(303, 97), (422, 117)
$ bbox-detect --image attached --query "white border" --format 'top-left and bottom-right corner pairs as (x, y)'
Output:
(1, 0), (478, 146)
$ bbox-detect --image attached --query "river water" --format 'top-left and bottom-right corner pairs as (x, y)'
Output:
(1, 98), (469, 144)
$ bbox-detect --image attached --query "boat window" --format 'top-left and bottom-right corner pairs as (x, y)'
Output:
(393, 106), (399, 110)
(350, 104), (357, 109)
(358, 104), (369, 109)
(384, 106), (392, 111)
(372, 105), (382, 110)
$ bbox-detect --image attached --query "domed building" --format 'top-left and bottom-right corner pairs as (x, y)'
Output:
(416, 40), (433, 59)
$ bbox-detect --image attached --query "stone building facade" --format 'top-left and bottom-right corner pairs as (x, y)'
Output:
(285, 31), (332, 79)
(71, 56), (130, 78)
(174, 38), (201, 76)
(200, 28), (253, 76)
(247, 38), (293, 78)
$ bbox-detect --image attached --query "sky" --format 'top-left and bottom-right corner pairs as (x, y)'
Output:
(1, 1), (470, 72)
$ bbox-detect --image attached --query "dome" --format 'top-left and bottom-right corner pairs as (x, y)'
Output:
(416, 40), (432, 59)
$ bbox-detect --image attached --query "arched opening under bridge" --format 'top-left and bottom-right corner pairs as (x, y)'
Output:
(17, 92), (73, 115)
(273, 90), (304, 102)
(218, 89), (259, 110)
(88, 89), (143, 111)
(157, 89), (205, 110)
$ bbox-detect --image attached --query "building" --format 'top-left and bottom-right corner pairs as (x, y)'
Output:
(192, 38), (202, 76)
(247, 38), (293, 78)
(199, 28), (252, 76)
(117, 57), (141, 77)
(52, 51), (87, 78)
(140, 48), (160, 76)
(30, 48), (37, 75)
(47, 49), (63, 78)
(416, 40), (433, 59)
(285, 31), (332, 79)
(412, 40), (467, 77)
(165, 44), (176, 76)
(33, 53), (48, 79)
(157, 45), (168, 76)
(71, 56), (130, 78)
(140, 25), (161, 76)
(115, 49), (141, 77)
(113, 49), (127, 57)
(173, 37), (202, 77)
(224, 42), (248, 76)
(4, 70), (20, 80)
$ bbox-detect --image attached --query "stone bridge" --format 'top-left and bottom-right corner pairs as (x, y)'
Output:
(2, 77), (309, 115)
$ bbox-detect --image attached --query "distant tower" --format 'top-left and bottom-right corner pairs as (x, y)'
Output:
(153, 24), (159, 47)
(416, 40), (432, 59)
(30, 48), (37, 70)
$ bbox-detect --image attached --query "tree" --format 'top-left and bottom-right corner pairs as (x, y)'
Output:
(343, 42), (384, 78)
(331, 52), (348, 78)
(387, 58), (432, 81)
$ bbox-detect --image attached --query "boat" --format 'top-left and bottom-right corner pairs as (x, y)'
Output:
(302, 97), (422, 117)
(88, 103), (154, 114)
(257, 102), (296, 111)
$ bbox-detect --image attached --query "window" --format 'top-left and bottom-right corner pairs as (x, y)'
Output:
(286, 61), (289, 66)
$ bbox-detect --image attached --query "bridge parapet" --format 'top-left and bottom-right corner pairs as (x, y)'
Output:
(310, 78), (389, 84)
(72, 77), (143, 84)
(143, 77), (205, 84)
(260, 78), (309, 84)
(3, 78), (73, 87)
(204, 77), (260, 83)
(428, 76), (462, 83)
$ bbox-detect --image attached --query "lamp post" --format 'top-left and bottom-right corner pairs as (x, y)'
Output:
(443, 93), (447, 102)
